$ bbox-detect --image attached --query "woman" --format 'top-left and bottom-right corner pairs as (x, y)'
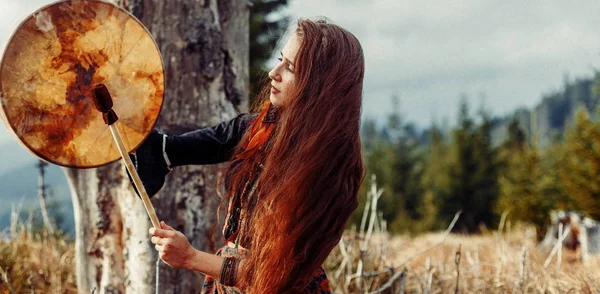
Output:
(137, 19), (365, 293)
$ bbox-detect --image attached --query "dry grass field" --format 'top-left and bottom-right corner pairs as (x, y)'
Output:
(324, 224), (600, 293)
(2, 218), (599, 293)
(0, 222), (76, 293)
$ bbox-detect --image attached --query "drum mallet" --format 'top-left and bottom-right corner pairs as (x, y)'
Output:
(92, 84), (161, 229)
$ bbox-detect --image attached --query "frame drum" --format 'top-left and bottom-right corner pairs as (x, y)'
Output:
(0, 0), (164, 168)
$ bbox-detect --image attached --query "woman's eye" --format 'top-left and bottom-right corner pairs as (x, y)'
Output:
(277, 57), (294, 73)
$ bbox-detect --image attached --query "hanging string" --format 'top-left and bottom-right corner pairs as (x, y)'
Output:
(156, 256), (161, 294)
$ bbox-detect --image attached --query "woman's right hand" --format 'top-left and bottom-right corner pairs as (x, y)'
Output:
(150, 221), (196, 269)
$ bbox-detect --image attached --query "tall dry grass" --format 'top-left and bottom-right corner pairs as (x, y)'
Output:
(325, 175), (600, 293)
(4, 217), (598, 293)
(0, 210), (76, 293)
(325, 223), (600, 293)
(2, 193), (600, 293)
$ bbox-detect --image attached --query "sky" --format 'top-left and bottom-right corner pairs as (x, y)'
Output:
(1, 0), (600, 145)
(282, 0), (600, 127)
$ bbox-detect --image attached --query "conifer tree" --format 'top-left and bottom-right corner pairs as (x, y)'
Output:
(418, 125), (448, 231)
(351, 118), (396, 229)
(560, 109), (600, 218)
(442, 99), (500, 232)
(470, 108), (500, 228)
(365, 141), (398, 223)
(496, 119), (554, 233)
(354, 96), (426, 234)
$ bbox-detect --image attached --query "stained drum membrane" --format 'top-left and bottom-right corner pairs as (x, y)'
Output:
(0, 0), (164, 167)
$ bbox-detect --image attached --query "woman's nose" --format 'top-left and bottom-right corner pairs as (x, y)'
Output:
(268, 66), (281, 82)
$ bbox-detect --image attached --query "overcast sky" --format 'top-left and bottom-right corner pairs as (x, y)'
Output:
(1, 0), (600, 145)
(283, 0), (600, 126)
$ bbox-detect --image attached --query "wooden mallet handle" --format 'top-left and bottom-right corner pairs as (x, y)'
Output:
(93, 84), (161, 229)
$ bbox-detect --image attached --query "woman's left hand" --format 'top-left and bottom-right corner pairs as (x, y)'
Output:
(149, 221), (196, 269)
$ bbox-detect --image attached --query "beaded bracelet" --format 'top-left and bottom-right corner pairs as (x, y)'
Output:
(220, 257), (240, 286)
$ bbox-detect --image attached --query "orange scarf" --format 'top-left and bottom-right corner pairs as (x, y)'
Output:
(234, 101), (277, 160)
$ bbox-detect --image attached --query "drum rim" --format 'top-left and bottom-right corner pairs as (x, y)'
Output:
(0, 0), (165, 168)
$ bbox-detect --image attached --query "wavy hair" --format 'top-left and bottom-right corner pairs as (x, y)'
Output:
(222, 19), (365, 293)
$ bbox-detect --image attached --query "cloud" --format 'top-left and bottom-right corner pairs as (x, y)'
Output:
(0, 0), (599, 130)
(284, 0), (600, 126)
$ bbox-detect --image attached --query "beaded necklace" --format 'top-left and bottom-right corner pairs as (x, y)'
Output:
(223, 103), (279, 248)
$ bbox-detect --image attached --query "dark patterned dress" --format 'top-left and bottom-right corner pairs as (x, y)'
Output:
(201, 246), (331, 293)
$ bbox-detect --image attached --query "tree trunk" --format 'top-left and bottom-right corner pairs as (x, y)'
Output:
(64, 0), (248, 292)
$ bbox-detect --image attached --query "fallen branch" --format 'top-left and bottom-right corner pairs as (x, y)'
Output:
(587, 274), (600, 294)
(0, 266), (16, 294)
(498, 210), (509, 233)
(543, 225), (571, 268)
(359, 185), (372, 237)
(334, 237), (350, 280)
(515, 246), (527, 292)
(557, 223), (563, 270)
(396, 210), (462, 270)
(455, 244), (461, 294)
(398, 268), (407, 294)
(354, 211), (462, 293)
(368, 267), (408, 294)
(347, 210), (462, 283)
(424, 257), (432, 294)
(353, 175), (383, 289)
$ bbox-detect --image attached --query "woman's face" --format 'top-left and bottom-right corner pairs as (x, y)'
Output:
(268, 34), (301, 106)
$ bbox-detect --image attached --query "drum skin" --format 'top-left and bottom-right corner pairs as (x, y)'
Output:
(0, 0), (164, 168)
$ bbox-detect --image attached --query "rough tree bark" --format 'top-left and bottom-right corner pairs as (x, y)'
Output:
(64, 0), (248, 293)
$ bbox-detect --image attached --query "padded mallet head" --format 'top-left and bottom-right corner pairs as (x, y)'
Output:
(93, 84), (113, 113)
(92, 84), (119, 125)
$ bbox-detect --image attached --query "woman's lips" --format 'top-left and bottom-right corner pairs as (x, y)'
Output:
(271, 86), (280, 95)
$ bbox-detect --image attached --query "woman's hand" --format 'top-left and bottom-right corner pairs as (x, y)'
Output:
(149, 222), (241, 282)
(149, 221), (197, 269)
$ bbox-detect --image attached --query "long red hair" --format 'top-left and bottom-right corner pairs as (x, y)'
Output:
(222, 19), (365, 293)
